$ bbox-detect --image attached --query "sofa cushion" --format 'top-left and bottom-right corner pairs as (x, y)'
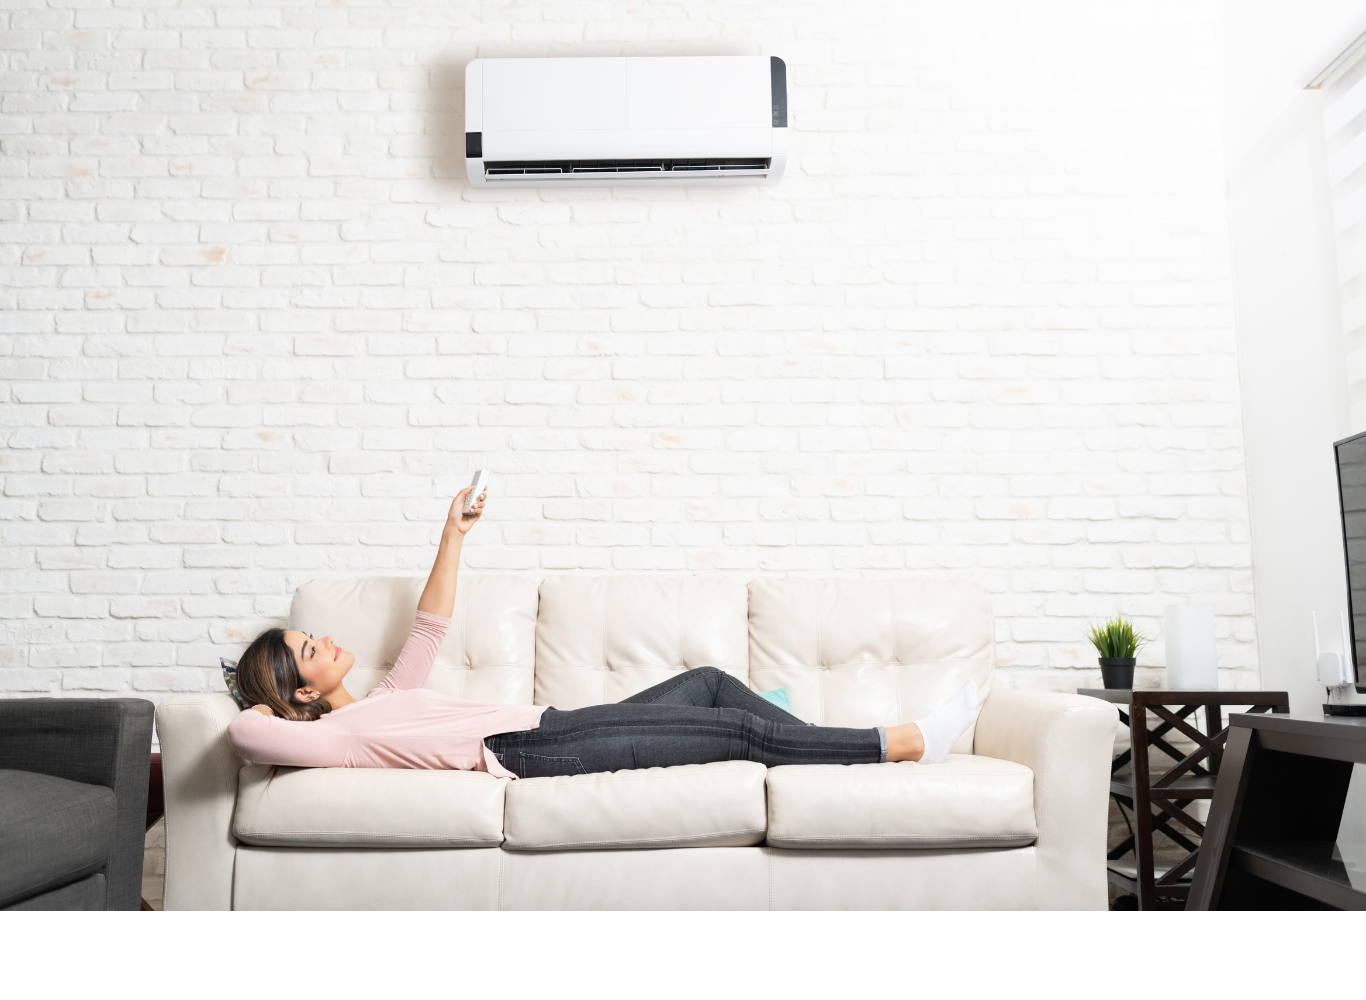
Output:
(765, 754), (1037, 849)
(503, 761), (767, 850)
(5, 872), (107, 911)
(290, 575), (538, 703)
(233, 764), (506, 847)
(0, 769), (115, 908)
(535, 576), (749, 708)
(748, 579), (994, 752)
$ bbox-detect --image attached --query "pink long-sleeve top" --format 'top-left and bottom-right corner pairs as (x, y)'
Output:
(226, 611), (545, 779)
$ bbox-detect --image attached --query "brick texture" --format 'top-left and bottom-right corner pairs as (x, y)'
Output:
(0, 0), (1256, 703)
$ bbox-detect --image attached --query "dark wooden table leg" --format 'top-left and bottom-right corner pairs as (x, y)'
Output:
(1131, 702), (1157, 909)
(1204, 705), (1222, 775)
(1188, 725), (1254, 909)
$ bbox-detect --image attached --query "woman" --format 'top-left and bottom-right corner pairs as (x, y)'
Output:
(227, 487), (979, 777)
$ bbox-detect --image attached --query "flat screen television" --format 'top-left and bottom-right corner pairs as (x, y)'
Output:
(1333, 430), (1366, 691)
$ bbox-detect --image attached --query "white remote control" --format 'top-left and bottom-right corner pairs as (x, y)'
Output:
(463, 469), (489, 514)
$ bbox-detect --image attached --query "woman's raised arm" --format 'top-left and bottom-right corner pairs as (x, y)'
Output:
(416, 486), (485, 619)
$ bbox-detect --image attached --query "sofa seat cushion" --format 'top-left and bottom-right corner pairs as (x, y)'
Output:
(233, 765), (506, 848)
(765, 754), (1037, 849)
(503, 761), (767, 851)
(0, 769), (115, 907)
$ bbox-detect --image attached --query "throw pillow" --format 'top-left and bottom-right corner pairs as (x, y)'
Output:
(758, 687), (790, 713)
(221, 658), (248, 709)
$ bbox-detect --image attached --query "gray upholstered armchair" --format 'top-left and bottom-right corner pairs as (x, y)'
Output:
(0, 698), (155, 910)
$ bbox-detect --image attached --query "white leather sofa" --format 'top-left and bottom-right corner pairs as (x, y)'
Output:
(157, 576), (1118, 910)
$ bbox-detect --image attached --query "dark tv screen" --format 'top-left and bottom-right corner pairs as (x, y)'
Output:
(1335, 431), (1366, 683)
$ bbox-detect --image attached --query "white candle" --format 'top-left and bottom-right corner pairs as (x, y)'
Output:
(1164, 605), (1218, 690)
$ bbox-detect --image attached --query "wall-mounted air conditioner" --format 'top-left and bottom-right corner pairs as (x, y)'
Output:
(464, 56), (788, 188)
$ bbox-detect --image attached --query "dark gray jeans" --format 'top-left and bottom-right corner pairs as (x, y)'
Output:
(483, 667), (886, 778)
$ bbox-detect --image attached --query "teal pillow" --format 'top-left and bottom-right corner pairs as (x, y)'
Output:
(758, 687), (790, 713)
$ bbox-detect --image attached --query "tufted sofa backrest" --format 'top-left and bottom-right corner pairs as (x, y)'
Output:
(290, 575), (538, 704)
(534, 576), (749, 709)
(748, 579), (994, 751)
(285, 575), (994, 743)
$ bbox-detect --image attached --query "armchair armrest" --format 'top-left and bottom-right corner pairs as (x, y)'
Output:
(157, 694), (244, 911)
(974, 688), (1119, 910)
(0, 698), (154, 911)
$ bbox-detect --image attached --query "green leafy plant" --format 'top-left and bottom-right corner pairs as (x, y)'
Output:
(1086, 616), (1148, 659)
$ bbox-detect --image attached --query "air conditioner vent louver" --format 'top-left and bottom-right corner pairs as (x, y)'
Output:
(485, 157), (772, 178)
(466, 56), (788, 189)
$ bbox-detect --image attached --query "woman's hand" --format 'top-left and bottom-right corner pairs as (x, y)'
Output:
(447, 487), (486, 536)
(420, 489), (482, 616)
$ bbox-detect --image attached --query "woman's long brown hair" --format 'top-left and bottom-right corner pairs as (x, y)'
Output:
(234, 628), (332, 722)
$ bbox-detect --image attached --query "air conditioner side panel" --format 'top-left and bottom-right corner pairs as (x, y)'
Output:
(465, 60), (486, 188)
(767, 126), (788, 187)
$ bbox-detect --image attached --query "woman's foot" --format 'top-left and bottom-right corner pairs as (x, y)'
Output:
(887, 680), (980, 764)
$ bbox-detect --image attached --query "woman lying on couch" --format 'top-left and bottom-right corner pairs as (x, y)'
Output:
(227, 488), (978, 778)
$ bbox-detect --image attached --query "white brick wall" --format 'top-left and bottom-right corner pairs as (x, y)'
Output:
(0, 0), (1256, 702)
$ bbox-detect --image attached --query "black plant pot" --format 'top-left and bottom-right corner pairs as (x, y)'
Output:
(1099, 657), (1136, 690)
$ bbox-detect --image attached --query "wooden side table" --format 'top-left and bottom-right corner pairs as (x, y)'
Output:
(1188, 713), (1366, 909)
(1078, 688), (1289, 909)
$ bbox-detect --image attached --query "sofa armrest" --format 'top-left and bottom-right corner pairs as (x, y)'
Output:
(973, 688), (1119, 910)
(157, 695), (244, 911)
(0, 698), (155, 910)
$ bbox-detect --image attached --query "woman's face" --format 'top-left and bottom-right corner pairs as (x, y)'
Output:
(283, 631), (355, 700)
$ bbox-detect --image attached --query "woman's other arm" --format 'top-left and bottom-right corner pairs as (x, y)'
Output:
(227, 708), (348, 767)
(372, 610), (449, 693)
(374, 488), (484, 693)
(417, 487), (484, 618)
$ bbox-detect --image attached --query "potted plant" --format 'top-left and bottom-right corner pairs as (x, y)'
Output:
(1087, 616), (1148, 689)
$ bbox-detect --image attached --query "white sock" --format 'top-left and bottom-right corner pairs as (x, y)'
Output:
(914, 681), (979, 765)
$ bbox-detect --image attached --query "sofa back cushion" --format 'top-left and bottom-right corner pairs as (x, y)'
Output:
(290, 575), (538, 703)
(748, 579), (993, 748)
(535, 576), (748, 708)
